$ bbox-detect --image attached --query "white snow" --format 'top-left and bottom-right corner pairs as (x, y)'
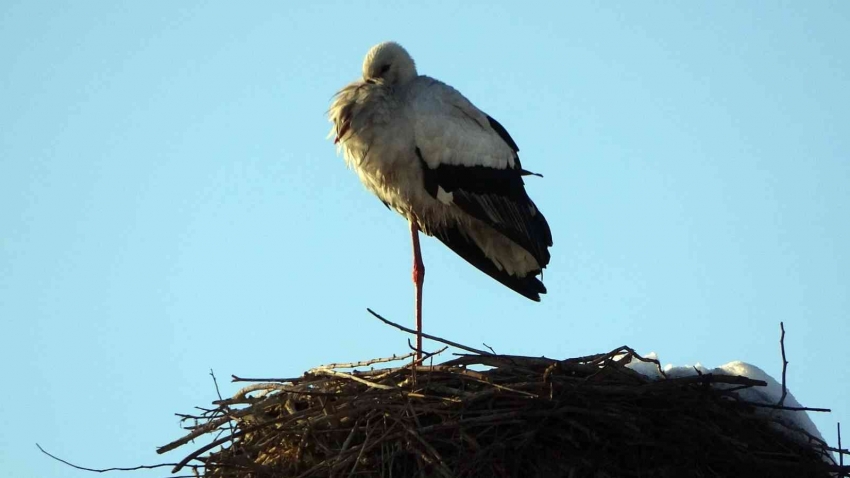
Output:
(624, 352), (826, 446)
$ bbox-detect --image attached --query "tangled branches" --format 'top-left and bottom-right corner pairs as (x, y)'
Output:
(158, 329), (847, 477)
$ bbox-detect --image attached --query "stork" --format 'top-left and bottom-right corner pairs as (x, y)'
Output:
(329, 42), (552, 358)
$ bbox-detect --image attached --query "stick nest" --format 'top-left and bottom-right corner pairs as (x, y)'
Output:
(160, 346), (847, 478)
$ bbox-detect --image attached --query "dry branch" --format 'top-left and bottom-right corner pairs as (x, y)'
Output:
(780, 321), (790, 407)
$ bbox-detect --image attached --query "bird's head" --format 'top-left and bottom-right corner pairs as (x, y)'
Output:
(362, 42), (417, 86)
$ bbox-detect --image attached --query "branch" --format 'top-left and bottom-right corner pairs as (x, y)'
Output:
(367, 308), (492, 356)
(231, 375), (302, 383)
(310, 368), (395, 390)
(209, 369), (223, 400)
(779, 322), (789, 407)
(37, 444), (187, 474)
(745, 402), (831, 413)
(309, 352), (417, 372)
(647, 373), (768, 389)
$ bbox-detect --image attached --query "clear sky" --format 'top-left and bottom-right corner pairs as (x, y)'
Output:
(2, 2), (848, 476)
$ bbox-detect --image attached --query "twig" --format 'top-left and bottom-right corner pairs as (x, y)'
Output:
(779, 322), (789, 407)
(170, 427), (250, 473)
(311, 368), (396, 390)
(158, 403), (275, 455)
(310, 352), (416, 372)
(225, 382), (340, 402)
(648, 373), (768, 389)
(232, 375), (301, 383)
(611, 345), (667, 379)
(407, 338), (420, 356)
(442, 369), (539, 398)
(367, 308), (492, 356)
(840, 422), (844, 469)
(171, 403), (377, 472)
(210, 369), (237, 438)
(411, 345), (449, 367)
(337, 417), (362, 459)
(210, 369), (224, 401)
(365, 346), (449, 383)
(293, 414), (401, 478)
(387, 414), (454, 478)
(346, 417), (374, 478)
(37, 444), (186, 474)
(446, 354), (557, 371)
(744, 402), (831, 413)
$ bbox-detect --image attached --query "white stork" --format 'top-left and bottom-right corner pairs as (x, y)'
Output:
(329, 42), (552, 357)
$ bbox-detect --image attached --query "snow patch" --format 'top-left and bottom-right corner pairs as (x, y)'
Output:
(624, 353), (825, 445)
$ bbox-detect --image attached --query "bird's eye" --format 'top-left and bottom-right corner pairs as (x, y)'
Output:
(379, 64), (391, 75)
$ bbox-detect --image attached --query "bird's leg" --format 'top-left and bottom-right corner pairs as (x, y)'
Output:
(410, 220), (425, 360)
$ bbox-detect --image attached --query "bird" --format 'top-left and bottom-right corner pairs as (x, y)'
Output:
(329, 42), (552, 358)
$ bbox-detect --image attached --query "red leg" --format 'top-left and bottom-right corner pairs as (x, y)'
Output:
(410, 221), (425, 360)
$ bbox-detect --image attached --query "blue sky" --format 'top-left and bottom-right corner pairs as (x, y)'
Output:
(2, 2), (848, 476)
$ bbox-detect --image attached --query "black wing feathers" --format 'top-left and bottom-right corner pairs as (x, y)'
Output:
(434, 225), (546, 301)
(417, 147), (439, 198)
(416, 115), (553, 290)
(451, 188), (551, 268)
(486, 115), (519, 152)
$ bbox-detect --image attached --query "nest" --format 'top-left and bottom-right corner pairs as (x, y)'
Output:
(159, 325), (848, 477)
